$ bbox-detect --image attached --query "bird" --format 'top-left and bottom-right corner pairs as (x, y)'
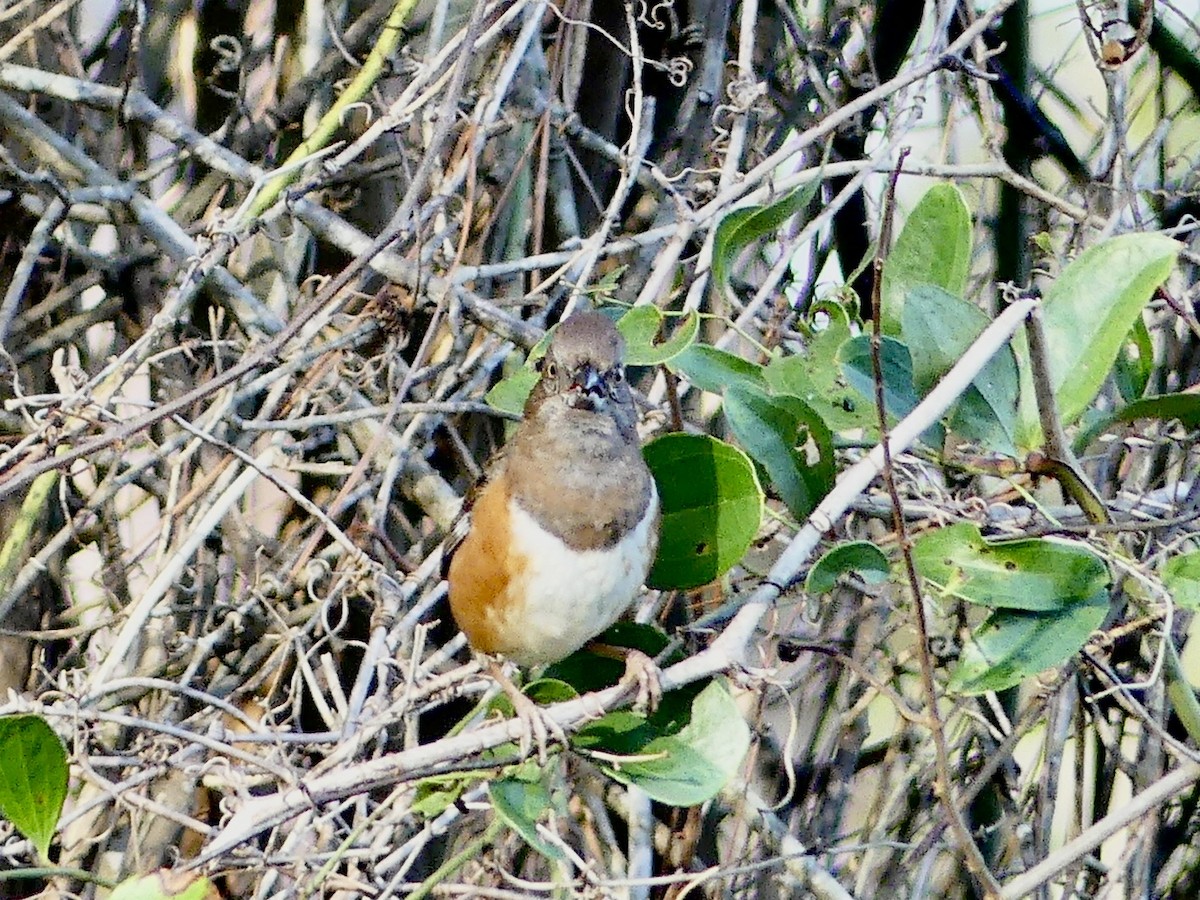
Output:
(443, 310), (660, 749)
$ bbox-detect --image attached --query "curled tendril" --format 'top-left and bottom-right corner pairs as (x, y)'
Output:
(637, 0), (675, 31)
(339, 100), (375, 130)
(209, 34), (243, 72)
(665, 55), (693, 87)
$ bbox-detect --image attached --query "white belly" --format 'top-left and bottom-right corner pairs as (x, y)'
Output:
(491, 486), (659, 666)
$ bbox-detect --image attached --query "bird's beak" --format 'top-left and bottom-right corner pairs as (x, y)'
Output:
(572, 364), (604, 397)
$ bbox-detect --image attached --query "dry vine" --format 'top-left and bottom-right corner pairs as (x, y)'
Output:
(0, 1), (1199, 898)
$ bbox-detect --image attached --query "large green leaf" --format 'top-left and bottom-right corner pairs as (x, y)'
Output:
(573, 710), (663, 756)
(901, 284), (1018, 453)
(723, 383), (834, 519)
(0, 715), (68, 862)
(484, 367), (538, 417)
(617, 307), (699, 366)
(598, 680), (749, 806)
(838, 335), (945, 446)
(903, 285), (989, 396)
(948, 591), (1109, 694)
(913, 523), (1109, 611)
(712, 178), (823, 303)
(838, 335), (919, 420)
(643, 434), (763, 590)
(765, 301), (876, 434)
(1015, 233), (1180, 448)
(669, 344), (766, 395)
(881, 183), (972, 336)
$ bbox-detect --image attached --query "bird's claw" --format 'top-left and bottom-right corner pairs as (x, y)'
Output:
(484, 656), (566, 764)
(508, 689), (567, 765)
(621, 648), (663, 715)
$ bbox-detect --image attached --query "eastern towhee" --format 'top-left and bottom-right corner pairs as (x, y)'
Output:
(443, 311), (660, 744)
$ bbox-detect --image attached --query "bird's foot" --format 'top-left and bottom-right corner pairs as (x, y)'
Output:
(511, 688), (568, 765)
(484, 658), (565, 764)
(620, 648), (663, 715)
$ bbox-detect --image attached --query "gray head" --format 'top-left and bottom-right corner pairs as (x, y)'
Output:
(524, 312), (636, 439)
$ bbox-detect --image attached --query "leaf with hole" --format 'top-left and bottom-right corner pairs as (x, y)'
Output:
(948, 591), (1109, 694)
(643, 434), (762, 590)
(765, 301), (877, 434)
(0, 715), (68, 862)
(838, 335), (945, 447)
(723, 383), (834, 519)
(912, 523), (1109, 611)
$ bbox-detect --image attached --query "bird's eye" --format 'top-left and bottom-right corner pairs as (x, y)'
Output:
(610, 367), (624, 383)
(544, 361), (558, 380)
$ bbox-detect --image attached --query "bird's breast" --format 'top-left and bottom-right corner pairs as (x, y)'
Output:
(483, 484), (659, 667)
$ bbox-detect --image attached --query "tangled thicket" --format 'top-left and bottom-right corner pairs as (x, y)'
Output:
(1, 1), (1200, 898)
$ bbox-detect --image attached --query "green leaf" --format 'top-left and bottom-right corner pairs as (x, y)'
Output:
(901, 284), (1018, 453)
(948, 591), (1109, 694)
(903, 285), (989, 396)
(1113, 315), (1154, 402)
(672, 679), (750, 786)
(881, 183), (972, 335)
(712, 178), (823, 302)
(617, 307), (699, 366)
(643, 434), (763, 590)
(806, 542), (890, 594)
(602, 734), (722, 806)
(948, 380), (1019, 456)
(1164, 551), (1200, 612)
(599, 680), (749, 806)
(838, 335), (919, 420)
(109, 872), (216, 900)
(572, 710), (662, 755)
(765, 302), (875, 434)
(1072, 392), (1200, 454)
(723, 383), (834, 519)
(489, 776), (563, 860)
(485, 367), (538, 417)
(669, 344), (765, 395)
(1015, 233), (1180, 448)
(838, 335), (944, 446)
(0, 715), (68, 862)
(912, 523), (1109, 611)
(412, 774), (473, 818)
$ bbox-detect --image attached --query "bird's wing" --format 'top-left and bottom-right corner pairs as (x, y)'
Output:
(441, 498), (474, 580)
(441, 448), (508, 580)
